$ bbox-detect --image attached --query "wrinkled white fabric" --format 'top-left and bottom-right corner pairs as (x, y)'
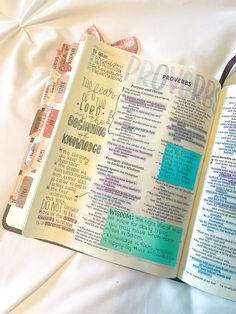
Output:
(0, 1), (236, 313)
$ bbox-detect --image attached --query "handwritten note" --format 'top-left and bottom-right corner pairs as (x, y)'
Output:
(158, 143), (201, 190)
(101, 208), (182, 266)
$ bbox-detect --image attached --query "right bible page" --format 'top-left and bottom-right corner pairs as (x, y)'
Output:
(179, 85), (236, 301)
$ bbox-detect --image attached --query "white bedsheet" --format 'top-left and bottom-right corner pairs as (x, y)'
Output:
(0, 1), (236, 313)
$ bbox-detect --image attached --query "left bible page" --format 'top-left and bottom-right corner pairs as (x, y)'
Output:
(22, 37), (220, 278)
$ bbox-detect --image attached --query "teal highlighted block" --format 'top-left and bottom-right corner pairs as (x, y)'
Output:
(158, 143), (201, 190)
(100, 208), (182, 266)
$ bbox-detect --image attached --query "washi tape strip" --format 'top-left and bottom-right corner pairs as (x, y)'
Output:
(42, 109), (59, 138)
(16, 176), (33, 208)
(29, 109), (46, 137)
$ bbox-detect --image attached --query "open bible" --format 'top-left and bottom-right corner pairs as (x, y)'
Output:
(3, 36), (236, 301)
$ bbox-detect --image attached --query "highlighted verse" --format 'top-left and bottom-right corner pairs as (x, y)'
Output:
(100, 208), (182, 266)
(158, 143), (201, 190)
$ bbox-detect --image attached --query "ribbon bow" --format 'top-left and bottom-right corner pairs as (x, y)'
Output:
(80, 24), (138, 54)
